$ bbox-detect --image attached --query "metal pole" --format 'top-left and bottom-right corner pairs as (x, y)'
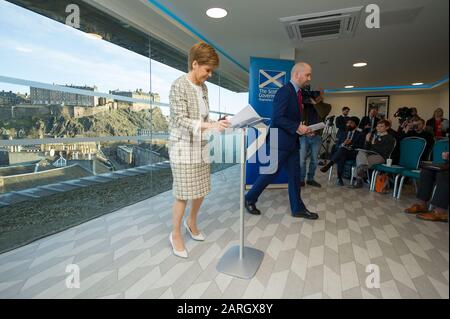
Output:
(239, 127), (246, 259)
(216, 125), (264, 279)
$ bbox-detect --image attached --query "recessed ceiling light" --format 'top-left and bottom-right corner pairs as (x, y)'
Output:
(85, 32), (103, 40)
(412, 82), (424, 86)
(206, 8), (228, 19)
(353, 62), (367, 68)
(345, 85), (355, 89)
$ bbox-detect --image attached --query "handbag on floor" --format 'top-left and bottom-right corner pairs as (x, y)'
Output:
(375, 173), (390, 194)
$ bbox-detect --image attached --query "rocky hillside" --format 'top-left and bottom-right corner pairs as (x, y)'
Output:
(1, 107), (168, 138)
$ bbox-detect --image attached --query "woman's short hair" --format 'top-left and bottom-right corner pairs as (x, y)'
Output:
(188, 42), (220, 71)
(378, 119), (391, 127)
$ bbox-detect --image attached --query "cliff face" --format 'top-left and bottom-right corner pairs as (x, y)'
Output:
(49, 107), (168, 137)
(1, 107), (168, 138)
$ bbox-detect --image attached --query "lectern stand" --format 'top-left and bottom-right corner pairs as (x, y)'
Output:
(216, 122), (265, 279)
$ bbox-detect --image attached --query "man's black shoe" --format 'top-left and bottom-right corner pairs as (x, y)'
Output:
(300, 181), (306, 187)
(292, 208), (319, 219)
(306, 180), (322, 188)
(320, 162), (333, 173)
(245, 200), (261, 215)
(336, 178), (344, 186)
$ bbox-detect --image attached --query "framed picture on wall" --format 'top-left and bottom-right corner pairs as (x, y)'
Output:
(365, 95), (390, 119)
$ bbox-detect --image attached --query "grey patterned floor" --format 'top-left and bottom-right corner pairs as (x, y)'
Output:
(0, 165), (448, 299)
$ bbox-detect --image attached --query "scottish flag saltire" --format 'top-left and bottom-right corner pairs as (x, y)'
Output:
(258, 70), (286, 89)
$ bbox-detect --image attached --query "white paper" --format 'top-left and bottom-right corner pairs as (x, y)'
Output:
(307, 122), (326, 132)
(298, 122), (327, 135)
(229, 104), (264, 128)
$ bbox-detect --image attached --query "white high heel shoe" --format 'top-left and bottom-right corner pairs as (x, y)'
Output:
(184, 219), (206, 241)
(169, 232), (188, 258)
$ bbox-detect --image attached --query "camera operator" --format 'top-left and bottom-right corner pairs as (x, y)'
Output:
(410, 107), (419, 120)
(336, 107), (350, 142)
(395, 107), (419, 134)
(400, 118), (434, 161)
(299, 88), (331, 188)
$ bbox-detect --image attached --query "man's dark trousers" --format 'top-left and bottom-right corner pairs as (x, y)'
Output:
(417, 169), (449, 209)
(245, 147), (306, 214)
(330, 147), (357, 178)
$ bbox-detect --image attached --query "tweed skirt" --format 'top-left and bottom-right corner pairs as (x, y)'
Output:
(170, 162), (211, 200)
(168, 137), (211, 200)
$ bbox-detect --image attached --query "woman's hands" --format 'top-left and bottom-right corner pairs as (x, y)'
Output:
(213, 119), (232, 132)
(201, 119), (231, 132)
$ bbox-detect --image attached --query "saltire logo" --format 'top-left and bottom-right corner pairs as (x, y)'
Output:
(258, 70), (286, 89)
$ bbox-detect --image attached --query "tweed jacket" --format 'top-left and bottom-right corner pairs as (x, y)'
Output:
(168, 74), (211, 165)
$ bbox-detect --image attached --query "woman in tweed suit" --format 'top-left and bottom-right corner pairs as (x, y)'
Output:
(169, 42), (230, 258)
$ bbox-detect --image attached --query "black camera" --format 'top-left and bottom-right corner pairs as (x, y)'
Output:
(325, 115), (335, 127)
(394, 107), (414, 124)
(301, 85), (321, 103)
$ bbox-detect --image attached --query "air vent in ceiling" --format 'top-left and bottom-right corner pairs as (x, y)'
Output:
(280, 6), (363, 42)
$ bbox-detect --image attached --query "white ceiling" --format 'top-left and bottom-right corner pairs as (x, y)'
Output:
(87, 0), (449, 92)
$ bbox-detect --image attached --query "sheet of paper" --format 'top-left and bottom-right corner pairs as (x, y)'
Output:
(307, 122), (327, 132)
(298, 122), (327, 135)
(229, 104), (264, 128)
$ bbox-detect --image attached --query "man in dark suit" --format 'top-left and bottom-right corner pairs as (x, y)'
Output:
(320, 116), (365, 186)
(244, 62), (318, 219)
(359, 106), (380, 135)
(335, 106), (351, 142)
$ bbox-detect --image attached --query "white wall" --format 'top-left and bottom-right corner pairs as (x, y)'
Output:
(325, 84), (449, 130)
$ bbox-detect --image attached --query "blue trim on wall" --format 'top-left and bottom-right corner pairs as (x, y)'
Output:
(325, 75), (449, 93)
(146, 0), (248, 73)
(146, 0), (448, 93)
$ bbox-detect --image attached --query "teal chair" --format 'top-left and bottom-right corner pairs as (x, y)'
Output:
(397, 138), (448, 199)
(371, 137), (426, 198)
(431, 138), (449, 164)
(368, 138), (397, 191)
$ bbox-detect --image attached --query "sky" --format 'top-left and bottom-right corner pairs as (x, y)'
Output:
(0, 0), (248, 115)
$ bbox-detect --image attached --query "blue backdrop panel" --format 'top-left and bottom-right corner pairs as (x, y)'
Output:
(246, 57), (295, 186)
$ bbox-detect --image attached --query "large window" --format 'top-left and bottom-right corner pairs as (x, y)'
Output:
(0, 0), (247, 253)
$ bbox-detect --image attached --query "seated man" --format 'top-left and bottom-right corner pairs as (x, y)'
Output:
(351, 119), (396, 188)
(404, 152), (448, 222)
(320, 116), (364, 186)
(359, 106), (380, 137)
